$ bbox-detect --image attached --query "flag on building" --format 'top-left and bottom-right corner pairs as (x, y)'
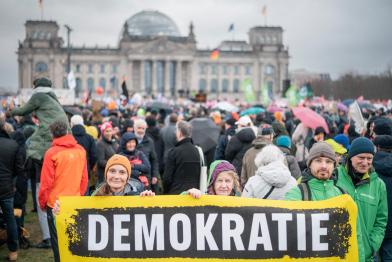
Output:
(67, 70), (76, 89)
(261, 5), (267, 16)
(241, 79), (256, 103)
(210, 49), (220, 61)
(285, 85), (299, 107)
(228, 23), (234, 32)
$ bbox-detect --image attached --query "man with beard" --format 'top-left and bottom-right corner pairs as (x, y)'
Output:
(336, 137), (387, 262)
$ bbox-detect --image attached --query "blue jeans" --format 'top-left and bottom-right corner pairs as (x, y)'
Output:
(380, 238), (392, 262)
(0, 197), (18, 252)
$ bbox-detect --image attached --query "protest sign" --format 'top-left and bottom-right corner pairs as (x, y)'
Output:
(57, 195), (358, 261)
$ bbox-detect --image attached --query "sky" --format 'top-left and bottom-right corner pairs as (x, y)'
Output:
(0, 0), (391, 90)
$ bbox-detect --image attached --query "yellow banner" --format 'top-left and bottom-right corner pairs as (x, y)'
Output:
(57, 195), (358, 261)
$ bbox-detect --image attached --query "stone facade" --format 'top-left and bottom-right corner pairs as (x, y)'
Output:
(17, 10), (290, 101)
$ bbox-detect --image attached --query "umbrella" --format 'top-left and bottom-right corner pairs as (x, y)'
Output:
(342, 99), (355, 107)
(146, 101), (172, 111)
(267, 104), (283, 113)
(240, 107), (265, 116)
(337, 102), (348, 112)
(63, 106), (82, 116)
(190, 118), (220, 153)
(213, 101), (239, 112)
(292, 107), (329, 134)
(359, 102), (376, 112)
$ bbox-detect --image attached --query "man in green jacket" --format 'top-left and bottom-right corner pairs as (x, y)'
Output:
(286, 142), (365, 261)
(336, 137), (387, 262)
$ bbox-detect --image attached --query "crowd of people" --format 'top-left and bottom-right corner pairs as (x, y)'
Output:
(0, 77), (391, 261)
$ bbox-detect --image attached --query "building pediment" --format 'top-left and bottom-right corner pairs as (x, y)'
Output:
(122, 37), (195, 55)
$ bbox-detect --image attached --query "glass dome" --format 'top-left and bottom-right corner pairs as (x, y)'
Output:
(125, 10), (181, 37)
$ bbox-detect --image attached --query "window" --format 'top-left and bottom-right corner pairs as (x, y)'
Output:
(75, 78), (82, 98)
(88, 64), (93, 73)
(35, 62), (48, 73)
(199, 63), (207, 74)
(99, 77), (106, 89)
(234, 65), (240, 75)
(112, 64), (117, 73)
(264, 64), (275, 76)
(198, 79), (207, 92)
(223, 65), (229, 75)
(245, 65), (252, 75)
(222, 79), (229, 92)
(100, 64), (105, 73)
(233, 79), (240, 93)
(87, 78), (94, 91)
(210, 79), (218, 93)
(211, 65), (217, 75)
(76, 64), (81, 73)
(110, 76), (117, 89)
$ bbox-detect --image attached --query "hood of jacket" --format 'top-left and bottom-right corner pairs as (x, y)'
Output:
(120, 132), (138, 152)
(252, 136), (271, 149)
(52, 134), (78, 148)
(373, 151), (392, 177)
(236, 127), (256, 143)
(256, 161), (292, 187)
(71, 125), (86, 137)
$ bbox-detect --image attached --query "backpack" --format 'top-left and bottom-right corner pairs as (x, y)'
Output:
(298, 182), (346, 201)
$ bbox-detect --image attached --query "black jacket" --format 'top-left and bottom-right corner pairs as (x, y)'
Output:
(373, 151), (392, 239)
(72, 125), (97, 172)
(96, 137), (118, 183)
(146, 126), (164, 173)
(224, 128), (256, 176)
(163, 137), (201, 194)
(137, 135), (159, 178)
(0, 129), (25, 200)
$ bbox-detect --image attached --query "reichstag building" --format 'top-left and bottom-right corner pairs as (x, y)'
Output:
(17, 10), (290, 100)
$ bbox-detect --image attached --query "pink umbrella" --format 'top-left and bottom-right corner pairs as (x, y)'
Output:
(292, 107), (329, 134)
(267, 103), (283, 113)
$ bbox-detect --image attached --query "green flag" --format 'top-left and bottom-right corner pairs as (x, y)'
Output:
(261, 83), (271, 106)
(286, 85), (299, 106)
(241, 78), (256, 103)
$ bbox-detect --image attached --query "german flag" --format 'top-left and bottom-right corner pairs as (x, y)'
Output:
(210, 48), (220, 61)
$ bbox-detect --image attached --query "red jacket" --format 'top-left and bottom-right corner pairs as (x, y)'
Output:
(39, 134), (88, 209)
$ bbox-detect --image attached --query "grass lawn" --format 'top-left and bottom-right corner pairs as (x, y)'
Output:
(0, 194), (53, 261)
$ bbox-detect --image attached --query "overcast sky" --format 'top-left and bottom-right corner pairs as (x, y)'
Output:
(1, 0), (391, 89)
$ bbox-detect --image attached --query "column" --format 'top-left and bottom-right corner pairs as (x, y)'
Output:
(152, 60), (157, 94)
(176, 60), (182, 95)
(140, 60), (145, 93)
(165, 60), (170, 97)
(127, 59), (133, 92)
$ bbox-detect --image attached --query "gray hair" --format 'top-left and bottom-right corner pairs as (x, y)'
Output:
(176, 120), (192, 138)
(133, 118), (147, 129)
(50, 120), (68, 138)
(254, 144), (285, 167)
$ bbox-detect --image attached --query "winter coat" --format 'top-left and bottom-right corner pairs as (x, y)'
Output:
(373, 151), (392, 239)
(279, 146), (302, 179)
(137, 135), (159, 179)
(243, 161), (297, 200)
(10, 86), (69, 161)
(72, 125), (97, 172)
(10, 131), (28, 208)
(160, 123), (177, 161)
(163, 137), (201, 194)
(146, 126), (164, 173)
(336, 165), (388, 261)
(214, 126), (236, 160)
(38, 134), (88, 209)
(0, 129), (25, 200)
(225, 127), (256, 176)
(240, 136), (270, 188)
(96, 137), (118, 183)
(286, 168), (366, 261)
(119, 132), (151, 181)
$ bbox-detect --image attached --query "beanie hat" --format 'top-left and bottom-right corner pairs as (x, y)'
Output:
(258, 124), (274, 136)
(276, 135), (291, 149)
(334, 134), (350, 150)
(348, 137), (375, 159)
(70, 115), (84, 127)
(373, 135), (392, 150)
(100, 121), (113, 133)
(33, 77), (52, 88)
(104, 154), (131, 180)
(207, 160), (237, 195)
(307, 142), (336, 167)
(225, 118), (236, 126)
(374, 117), (392, 136)
(325, 139), (347, 155)
(235, 115), (253, 126)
